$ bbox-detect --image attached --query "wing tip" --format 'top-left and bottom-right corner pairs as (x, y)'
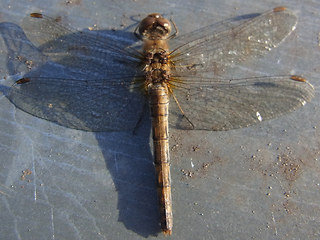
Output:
(16, 77), (31, 84)
(273, 6), (287, 12)
(30, 13), (43, 18)
(290, 75), (307, 82)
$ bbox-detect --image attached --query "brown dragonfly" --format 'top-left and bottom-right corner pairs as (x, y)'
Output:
(2, 7), (314, 235)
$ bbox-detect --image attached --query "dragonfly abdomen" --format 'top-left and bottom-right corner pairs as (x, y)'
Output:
(148, 83), (173, 235)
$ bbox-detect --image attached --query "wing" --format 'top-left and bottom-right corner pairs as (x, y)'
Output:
(0, 22), (48, 76)
(6, 76), (146, 131)
(0, 13), (148, 132)
(167, 7), (314, 130)
(169, 76), (314, 130)
(21, 13), (142, 77)
(170, 7), (297, 76)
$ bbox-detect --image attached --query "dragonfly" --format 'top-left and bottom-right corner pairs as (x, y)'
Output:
(0, 6), (314, 235)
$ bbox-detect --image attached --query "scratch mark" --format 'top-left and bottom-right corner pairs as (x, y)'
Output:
(271, 211), (278, 236)
(51, 207), (55, 240)
(31, 144), (37, 201)
(11, 102), (38, 201)
(0, 183), (11, 197)
(0, 190), (10, 197)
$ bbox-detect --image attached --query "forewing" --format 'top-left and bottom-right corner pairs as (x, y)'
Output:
(21, 13), (141, 76)
(169, 76), (314, 130)
(170, 7), (297, 76)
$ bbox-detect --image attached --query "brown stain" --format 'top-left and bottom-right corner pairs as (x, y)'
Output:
(54, 16), (62, 23)
(192, 145), (200, 152)
(171, 132), (227, 180)
(248, 139), (320, 218)
(278, 153), (303, 183)
(282, 199), (298, 214)
(248, 144), (308, 186)
(276, 140), (320, 185)
(180, 155), (223, 180)
(170, 133), (182, 153)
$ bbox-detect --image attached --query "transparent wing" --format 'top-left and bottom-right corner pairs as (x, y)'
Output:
(170, 7), (297, 76)
(166, 7), (314, 130)
(0, 22), (47, 76)
(21, 13), (142, 76)
(0, 13), (148, 132)
(7, 76), (146, 131)
(169, 76), (314, 130)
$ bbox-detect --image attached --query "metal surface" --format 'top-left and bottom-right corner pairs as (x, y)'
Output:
(0, 0), (319, 239)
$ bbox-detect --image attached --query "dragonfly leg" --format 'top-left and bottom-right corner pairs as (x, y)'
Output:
(167, 19), (179, 39)
(133, 24), (143, 40)
(169, 88), (194, 129)
(132, 100), (149, 135)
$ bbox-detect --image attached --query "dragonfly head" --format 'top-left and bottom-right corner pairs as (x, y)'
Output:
(138, 13), (171, 39)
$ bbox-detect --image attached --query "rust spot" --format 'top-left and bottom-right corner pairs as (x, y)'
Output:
(181, 158), (221, 179)
(192, 145), (200, 152)
(278, 154), (302, 182)
(20, 169), (32, 181)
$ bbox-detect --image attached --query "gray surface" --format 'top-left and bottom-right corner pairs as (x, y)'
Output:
(0, 0), (319, 239)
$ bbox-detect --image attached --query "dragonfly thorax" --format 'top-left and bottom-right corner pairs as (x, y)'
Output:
(145, 68), (170, 85)
(145, 49), (169, 64)
(143, 47), (171, 90)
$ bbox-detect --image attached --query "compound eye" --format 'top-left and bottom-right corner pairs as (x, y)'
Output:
(157, 18), (171, 35)
(138, 15), (156, 36)
(138, 13), (171, 38)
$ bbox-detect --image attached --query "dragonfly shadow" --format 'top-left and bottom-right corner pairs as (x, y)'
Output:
(95, 115), (160, 237)
(0, 21), (160, 236)
(0, 22), (45, 77)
